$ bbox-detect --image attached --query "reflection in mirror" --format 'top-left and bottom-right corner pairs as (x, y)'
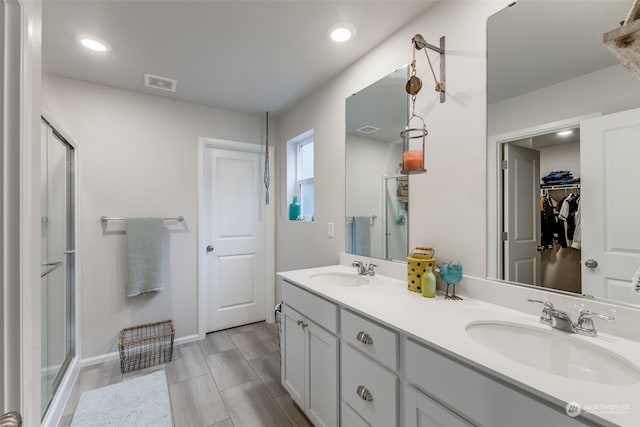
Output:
(346, 66), (409, 261)
(487, 0), (640, 307)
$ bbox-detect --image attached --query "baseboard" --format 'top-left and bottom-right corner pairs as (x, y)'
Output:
(42, 357), (80, 427)
(79, 334), (201, 367)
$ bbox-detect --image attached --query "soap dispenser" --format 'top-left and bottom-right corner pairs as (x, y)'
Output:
(421, 264), (436, 298)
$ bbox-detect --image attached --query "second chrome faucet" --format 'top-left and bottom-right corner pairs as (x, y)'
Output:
(528, 299), (614, 337)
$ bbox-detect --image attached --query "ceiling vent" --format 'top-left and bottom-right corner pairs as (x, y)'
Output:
(144, 73), (177, 92)
(356, 125), (380, 134)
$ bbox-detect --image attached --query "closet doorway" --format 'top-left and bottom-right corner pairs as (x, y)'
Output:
(500, 122), (582, 293)
(199, 138), (275, 334)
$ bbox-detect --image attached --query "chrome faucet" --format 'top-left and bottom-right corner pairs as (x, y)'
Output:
(527, 299), (553, 326)
(575, 309), (615, 337)
(366, 263), (377, 276)
(528, 299), (614, 336)
(352, 261), (368, 275)
(352, 261), (377, 276)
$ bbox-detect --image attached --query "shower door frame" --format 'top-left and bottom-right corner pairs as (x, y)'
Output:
(40, 116), (79, 423)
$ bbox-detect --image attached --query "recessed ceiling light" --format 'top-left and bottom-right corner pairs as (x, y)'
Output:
(80, 37), (111, 52)
(557, 130), (574, 137)
(328, 23), (355, 43)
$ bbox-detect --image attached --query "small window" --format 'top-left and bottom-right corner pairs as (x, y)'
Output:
(287, 130), (314, 221)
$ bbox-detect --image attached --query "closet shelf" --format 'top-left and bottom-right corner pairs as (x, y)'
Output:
(540, 183), (580, 191)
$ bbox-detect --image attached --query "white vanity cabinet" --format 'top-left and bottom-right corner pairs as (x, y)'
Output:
(405, 339), (591, 427)
(340, 308), (399, 426)
(281, 281), (339, 427)
(279, 274), (611, 427)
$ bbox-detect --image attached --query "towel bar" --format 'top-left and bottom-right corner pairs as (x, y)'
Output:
(101, 216), (184, 222)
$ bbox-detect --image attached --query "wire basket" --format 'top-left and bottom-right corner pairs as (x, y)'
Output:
(118, 319), (175, 374)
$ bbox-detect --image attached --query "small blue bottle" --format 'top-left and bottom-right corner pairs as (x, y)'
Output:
(289, 196), (301, 221)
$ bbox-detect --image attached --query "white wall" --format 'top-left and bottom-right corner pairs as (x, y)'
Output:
(42, 75), (267, 358)
(488, 65), (640, 136)
(276, 0), (507, 274)
(540, 141), (580, 178)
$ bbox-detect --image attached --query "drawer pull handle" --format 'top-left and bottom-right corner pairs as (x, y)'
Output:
(356, 331), (373, 345)
(357, 385), (373, 402)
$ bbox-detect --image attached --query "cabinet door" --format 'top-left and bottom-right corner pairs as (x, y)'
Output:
(405, 386), (471, 427)
(282, 305), (305, 409)
(306, 320), (339, 427)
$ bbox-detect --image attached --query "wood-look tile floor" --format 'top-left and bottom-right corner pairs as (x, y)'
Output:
(59, 322), (312, 427)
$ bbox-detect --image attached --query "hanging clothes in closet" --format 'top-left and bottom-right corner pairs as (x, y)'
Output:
(558, 192), (580, 243)
(540, 194), (567, 249)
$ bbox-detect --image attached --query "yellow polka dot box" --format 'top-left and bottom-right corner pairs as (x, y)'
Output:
(407, 247), (436, 293)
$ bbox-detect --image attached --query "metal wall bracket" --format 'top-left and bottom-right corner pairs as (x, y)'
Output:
(413, 35), (446, 103)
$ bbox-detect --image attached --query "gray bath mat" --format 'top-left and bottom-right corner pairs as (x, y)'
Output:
(71, 370), (172, 426)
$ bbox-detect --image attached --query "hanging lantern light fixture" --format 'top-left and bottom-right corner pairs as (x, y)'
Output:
(400, 33), (446, 175)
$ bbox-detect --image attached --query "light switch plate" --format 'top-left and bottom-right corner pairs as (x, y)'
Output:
(328, 222), (334, 238)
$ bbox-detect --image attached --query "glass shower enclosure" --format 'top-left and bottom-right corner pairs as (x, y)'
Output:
(40, 118), (76, 416)
(383, 175), (408, 261)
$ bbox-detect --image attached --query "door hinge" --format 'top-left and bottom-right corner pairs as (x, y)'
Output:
(502, 231), (508, 241)
(501, 160), (508, 170)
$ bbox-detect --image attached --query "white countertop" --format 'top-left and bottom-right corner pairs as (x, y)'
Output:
(278, 264), (640, 426)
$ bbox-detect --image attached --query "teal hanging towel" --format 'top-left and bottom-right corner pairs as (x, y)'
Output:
(125, 217), (163, 297)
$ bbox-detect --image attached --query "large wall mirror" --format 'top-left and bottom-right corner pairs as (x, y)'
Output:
(487, 0), (640, 307)
(346, 66), (409, 261)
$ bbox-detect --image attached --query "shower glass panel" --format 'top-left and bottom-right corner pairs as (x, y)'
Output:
(41, 119), (75, 416)
(384, 176), (408, 261)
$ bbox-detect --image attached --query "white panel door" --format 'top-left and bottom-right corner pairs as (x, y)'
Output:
(204, 146), (266, 331)
(504, 144), (541, 285)
(581, 108), (640, 304)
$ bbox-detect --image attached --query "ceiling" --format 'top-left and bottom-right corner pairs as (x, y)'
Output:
(42, 0), (437, 115)
(487, 0), (631, 104)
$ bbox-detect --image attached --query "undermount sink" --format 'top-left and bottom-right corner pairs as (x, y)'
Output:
(309, 272), (369, 287)
(466, 321), (640, 385)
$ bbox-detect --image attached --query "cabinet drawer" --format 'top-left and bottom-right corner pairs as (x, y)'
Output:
(282, 280), (338, 334)
(342, 401), (370, 427)
(405, 339), (588, 427)
(341, 344), (397, 427)
(341, 309), (398, 370)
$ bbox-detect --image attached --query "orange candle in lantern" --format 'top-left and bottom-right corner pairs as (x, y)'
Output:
(403, 150), (423, 170)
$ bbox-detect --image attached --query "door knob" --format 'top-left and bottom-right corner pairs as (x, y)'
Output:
(206, 245), (214, 253)
(585, 259), (598, 269)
